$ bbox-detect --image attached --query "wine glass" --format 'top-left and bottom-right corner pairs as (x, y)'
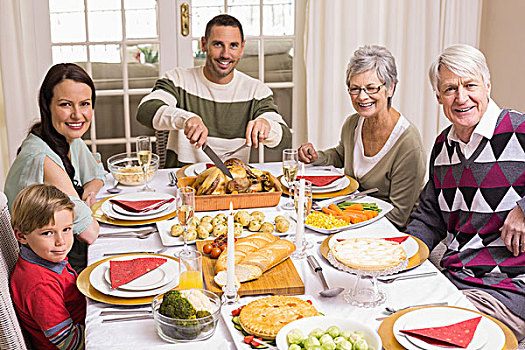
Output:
(177, 187), (195, 251)
(293, 180), (314, 249)
(282, 149), (299, 210)
(136, 136), (154, 192)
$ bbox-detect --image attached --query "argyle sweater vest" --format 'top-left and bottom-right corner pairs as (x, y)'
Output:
(432, 109), (525, 293)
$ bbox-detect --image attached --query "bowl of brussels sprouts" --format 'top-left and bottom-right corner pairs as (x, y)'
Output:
(275, 316), (381, 350)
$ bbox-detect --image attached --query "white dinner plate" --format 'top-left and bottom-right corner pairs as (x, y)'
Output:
(281, 174), (350, 193)
(103, 259), (170, 291)
(184, 163), (208, 177)
(111, 200), (171, 217)
(305, 196), (393, 234)
(89, 254), (178, 298)
(329, 229), (419, 259)
(221, 295), (319, 350)
(102, 192), (176, 221)
(156, 209), (295, 246)
(276, 316), (382, 350)
(393, 307), (504, 350)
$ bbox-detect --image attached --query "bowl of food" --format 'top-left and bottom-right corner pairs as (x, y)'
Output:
(152, 289), (221, 343)
(107, 152), (159, 186)
(275, 316), (382, 350)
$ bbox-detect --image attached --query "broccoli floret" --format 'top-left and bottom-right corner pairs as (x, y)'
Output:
(196, 310), (211, 319)
(159, 294), (196, 319)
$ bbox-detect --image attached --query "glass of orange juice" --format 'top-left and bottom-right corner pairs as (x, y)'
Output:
(178, 249), (203, 289)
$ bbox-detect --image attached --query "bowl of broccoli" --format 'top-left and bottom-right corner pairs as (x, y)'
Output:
(152, 289), (221, 343)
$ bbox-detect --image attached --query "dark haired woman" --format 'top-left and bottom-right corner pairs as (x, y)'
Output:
(5, 63), (106, 270)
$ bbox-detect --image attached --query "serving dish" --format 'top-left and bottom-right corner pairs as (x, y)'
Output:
(305, 196), (393, 234)
(178, 176), (282, 212)
(107, 152), (159, 186)
(276, 316), (382, 350)
(156, 209), (294, 246)
(319, 234), (429, 271)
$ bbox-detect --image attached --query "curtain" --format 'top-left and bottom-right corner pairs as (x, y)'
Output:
(0, 0), (52, 189)
(304, 0), (482, 157)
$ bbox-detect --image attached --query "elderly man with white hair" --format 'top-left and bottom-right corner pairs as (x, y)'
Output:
(406, 44), (525, 340)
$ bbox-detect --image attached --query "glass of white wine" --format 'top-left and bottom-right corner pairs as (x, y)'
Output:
(177, 187), (195, 251)
(292, 180), (314, 250)
(282, 149), (299, 210)
(136, 136), (154, 192)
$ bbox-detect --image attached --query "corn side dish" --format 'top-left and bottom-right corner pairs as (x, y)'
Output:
(306, 211), (349, 229)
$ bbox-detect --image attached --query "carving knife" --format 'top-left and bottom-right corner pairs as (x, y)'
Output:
(202, 142), (233, 178)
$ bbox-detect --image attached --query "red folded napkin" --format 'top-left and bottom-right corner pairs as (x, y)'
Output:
(400, 316), (482, 348)
(110, 257), (167, 289)
(110, 198), (174, 213)
(296, 175), (344, 187)
(383, 236), (409, 244)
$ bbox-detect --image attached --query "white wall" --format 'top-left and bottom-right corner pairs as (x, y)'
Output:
(479, 0), (525, 113)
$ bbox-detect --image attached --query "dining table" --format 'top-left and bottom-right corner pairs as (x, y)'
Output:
(85, 163), (483, 350)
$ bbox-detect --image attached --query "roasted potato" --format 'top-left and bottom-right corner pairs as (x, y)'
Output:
(234, 222), (243, 237)
(250, 211), (265, 222)
(275, 218), (290, 233)
(248, 220), (262, 232)
(170, 224), (183, 237)
(260, 222), (274, 234)
(234, 210), (251, 226)
(197, 226), (210, 239)
(213, 223), (227, 237)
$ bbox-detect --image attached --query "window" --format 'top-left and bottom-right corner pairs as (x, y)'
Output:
(49, 0), (160, 165)
(48, 0), (296, 164)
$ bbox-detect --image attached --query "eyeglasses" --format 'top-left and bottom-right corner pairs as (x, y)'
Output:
(348, 84), (385, 96)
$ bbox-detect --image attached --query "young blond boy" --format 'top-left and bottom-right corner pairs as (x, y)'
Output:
(10, 184), (85, 350)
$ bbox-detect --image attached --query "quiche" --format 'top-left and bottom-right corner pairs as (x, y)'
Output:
(331, 238), (407, 271)
(238, 296), (319, 339)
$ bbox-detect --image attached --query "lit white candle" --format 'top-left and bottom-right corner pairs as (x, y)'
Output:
(226, 202), (235, 289)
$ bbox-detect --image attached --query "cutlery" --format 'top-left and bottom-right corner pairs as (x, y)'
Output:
(98, 229), (156, 239)
(311, 187), (379, 211)
(168, 171), (178, 186)
(384, 302), (449, 315)
(201, 142), (233, 178)
(106, 180), (122, 194)
(306, 255), (344, 298)
(222, 143), (248, 159)
(375, 302), (449, 320)
(101, 314), (154, 323)
(100, 310), (152, 316)
(377, 271), (437, 284)
(103, 247), (168, 257)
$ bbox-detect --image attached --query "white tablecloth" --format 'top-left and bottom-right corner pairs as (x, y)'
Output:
(85, 165), (475, 350)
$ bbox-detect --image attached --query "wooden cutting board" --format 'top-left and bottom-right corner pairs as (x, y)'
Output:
(196, 240), (304, 297)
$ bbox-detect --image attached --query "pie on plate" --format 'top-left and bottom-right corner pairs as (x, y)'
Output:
(331, 238), (406, 271)
(238, 296), (319, 340)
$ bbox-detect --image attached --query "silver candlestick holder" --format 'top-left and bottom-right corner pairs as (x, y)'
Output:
(221, 284), (240, 304)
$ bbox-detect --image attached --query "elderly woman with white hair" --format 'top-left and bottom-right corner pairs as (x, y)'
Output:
(407, 44), (525, 340)
(298, 45), (425, 230)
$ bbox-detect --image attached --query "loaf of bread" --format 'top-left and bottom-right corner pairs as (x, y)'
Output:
(214, 232), (278, 273)
(240, 239), (296, 272)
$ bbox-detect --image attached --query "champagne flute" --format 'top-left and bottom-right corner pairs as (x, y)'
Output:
(177, 187), (195, 251)
(293, 180), (314, 249)
(282, 149), (299, 210)
(136, 136), (154, 192)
